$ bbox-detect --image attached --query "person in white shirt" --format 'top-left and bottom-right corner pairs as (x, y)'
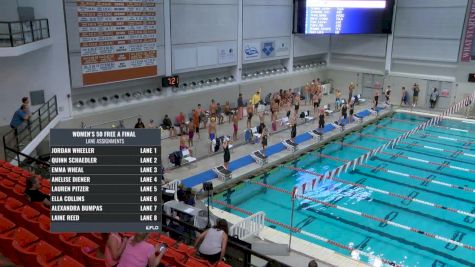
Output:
(195, 219), (229, 264)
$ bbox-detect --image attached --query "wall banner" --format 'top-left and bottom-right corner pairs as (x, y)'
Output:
(461, 0), (475, 62)
(77, 0), (158, 86)
(243, 42), (260, 61)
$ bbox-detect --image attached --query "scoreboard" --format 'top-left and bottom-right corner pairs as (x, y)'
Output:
(49, 129), (161, 232)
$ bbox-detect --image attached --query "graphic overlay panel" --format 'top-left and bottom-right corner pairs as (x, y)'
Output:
(49, 129), (162, 232)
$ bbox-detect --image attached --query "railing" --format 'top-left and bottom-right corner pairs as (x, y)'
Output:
(0, 19), (50, 47)
(4, 146), (50, 178)
(163, 213), (291, 267)
(3, 96), (58, 162)
(230, 211), (265, 240)
(81, 114), (142, 129)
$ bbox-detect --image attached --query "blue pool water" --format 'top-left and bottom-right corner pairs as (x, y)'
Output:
(214, 113), (475, 267)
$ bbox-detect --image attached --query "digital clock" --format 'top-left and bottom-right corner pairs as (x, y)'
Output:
(162, 76), (179, 87)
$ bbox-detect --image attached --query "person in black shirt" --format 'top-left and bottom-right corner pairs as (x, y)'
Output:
(25, 176), (50, 207)
(261, 124), (268, 157)
(349, 101), (354, 123)
(162, 114), (176, 137)
(290, 114), (297, 141)
(177, 184), (185, 202)
(223, 139), (231, 170)
(184, 188), (195, 206)
(341, 103), (348, 122)
(318, 109), (325, 129)
(134, 118), (145, 128)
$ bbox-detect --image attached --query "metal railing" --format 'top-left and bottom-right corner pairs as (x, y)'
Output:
(82, 114), (142, 129)
(163, 213), (291, 267)
(0, 19), (50, 47)
(4, 146), (50, 178)
(3, 96), (58, 162)
(230, 211), (266, 240)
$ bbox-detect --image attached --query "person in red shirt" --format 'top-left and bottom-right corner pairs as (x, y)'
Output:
(175, 112), (186, 135)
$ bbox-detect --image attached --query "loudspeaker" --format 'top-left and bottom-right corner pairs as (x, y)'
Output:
(202, 182), (213, 191)
(468, 73), (475, 83)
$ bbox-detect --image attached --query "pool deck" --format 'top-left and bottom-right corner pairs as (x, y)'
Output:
(212, 207), (371, 267)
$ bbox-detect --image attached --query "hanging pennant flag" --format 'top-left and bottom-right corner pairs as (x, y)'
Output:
(291, 187), (298, 200)
(321, 171), (329, 182)
(363, 152), (370, 163)
(301, 183), (306, 194)
(312, 178), (317, 190)
(343, 162), (350, 173)
(335, 166), (342, 177)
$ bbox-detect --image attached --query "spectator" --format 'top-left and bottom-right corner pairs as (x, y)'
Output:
(246, 102), (254, 129)
(209, 99), (217, 115)
(318, 108), (325, 129)
(117, 233), (166, 267)
(401, 87), (408, 106)
(223, 139), (231, 170)
(22, 97), (30, 115)
(264, 93), (272, 106)
(430, 88), (439, 108)
(134, 118), (145, 128)
(308, 260), (318, 267)
(232, 113), (239, 141)
(168, 215), (185, 241)
(304, 82), (311, 105)
(177, 184), (185, 202)
(335, 89), (342, 111)
(216, 103), (224, 124)
(103, 233), (127, 267)
(349, 100), (355, 123)
(10, 104), (30, 129)
(175, 112), (186, 135)
(312, 91), (320, 116)
(162, 114), (176, 137)
(412, 83), (420, 108)
(271, 98), (279, 130)
(251, 90), (261, 110)
(348, 82), (355, 102)
(192, 109), (201, 140)
(179, 134), (188, 151)
(208, 116), (217, 144)
(25, 176), (50, 207)
(341, 103), (348, 122)
(147, 119), (157, 128)
(184, 188), (195, 206)
(197, 104), (207, 129)
(384, 85), (391, 105)
(261, 124), (268, 157)
(223, 101), (231, 123)
(373, 90), (379, 109)
(290, 114), (297, 142)
(188, 122), (194, 147)
(293, 93), (300, 113)
(195, 218), (229, 265)
(237, 93), (244, 120)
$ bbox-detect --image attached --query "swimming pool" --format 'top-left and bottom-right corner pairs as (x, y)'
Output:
(214, 112), (475, 267)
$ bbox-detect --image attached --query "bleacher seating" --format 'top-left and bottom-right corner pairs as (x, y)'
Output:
(0, 160), (232, 267)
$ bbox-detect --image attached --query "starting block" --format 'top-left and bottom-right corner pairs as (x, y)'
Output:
(212, 166), (232, 181)
(282, 139), (298, 152)
(251, 150), (267, 165)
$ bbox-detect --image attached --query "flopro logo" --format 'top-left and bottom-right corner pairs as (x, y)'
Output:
(146, 225), (160, 230)
(244, 44), (259, 59)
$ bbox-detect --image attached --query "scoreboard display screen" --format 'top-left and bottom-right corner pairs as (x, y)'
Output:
(294, 0), (395, 34)
(49, 129), (162, 232)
